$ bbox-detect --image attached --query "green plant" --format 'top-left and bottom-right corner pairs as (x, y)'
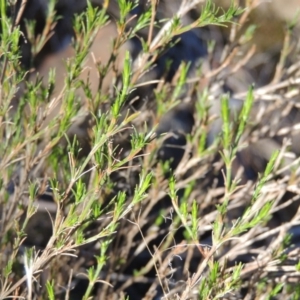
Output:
(1, 0), (300, 299)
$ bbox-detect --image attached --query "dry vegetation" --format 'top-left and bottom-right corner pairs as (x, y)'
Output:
(1, 0), (300, 299)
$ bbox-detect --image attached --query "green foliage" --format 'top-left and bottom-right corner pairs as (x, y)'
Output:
(0, 0), (299, 299)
